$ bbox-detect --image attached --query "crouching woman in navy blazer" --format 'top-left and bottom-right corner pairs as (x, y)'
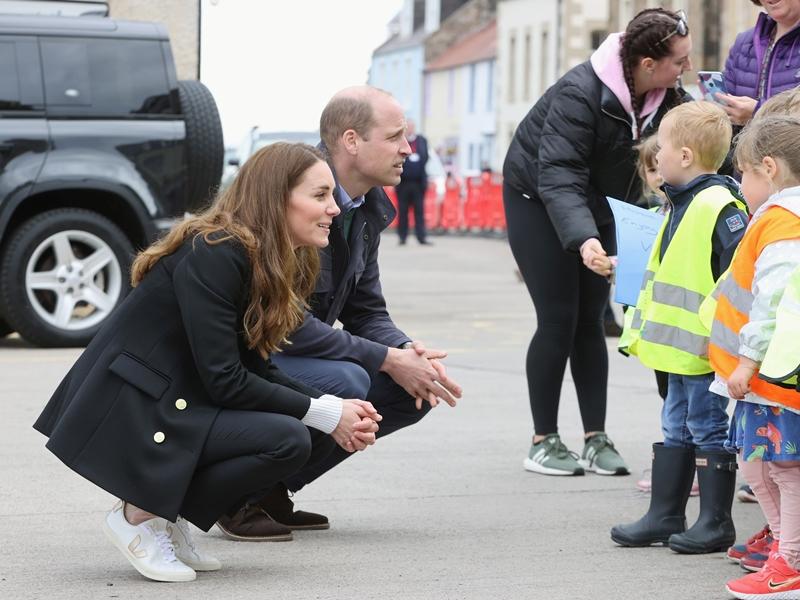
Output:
(34, 143), (381, 582)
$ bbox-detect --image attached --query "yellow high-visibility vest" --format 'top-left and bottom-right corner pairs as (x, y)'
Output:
(760, 265), (800, 390)
(622, 186), (746, 375)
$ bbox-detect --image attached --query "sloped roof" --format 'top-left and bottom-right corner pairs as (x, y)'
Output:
(373, 28), (428, 56)
(425, 20), (496, 72)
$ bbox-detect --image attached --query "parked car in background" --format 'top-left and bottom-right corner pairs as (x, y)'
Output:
(221, 128), (319, 188)
(0, 15), (224, 346)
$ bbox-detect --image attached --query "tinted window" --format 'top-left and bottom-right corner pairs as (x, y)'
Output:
(0, 39), (42, 112)
(0, 42), (22, 109)
(41, 38), (176, 117)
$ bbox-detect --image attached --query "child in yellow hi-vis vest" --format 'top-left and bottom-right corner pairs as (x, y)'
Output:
(709, 113), (800, 599)
(611, 101), (748, 554)
(630, 135), (701, 500)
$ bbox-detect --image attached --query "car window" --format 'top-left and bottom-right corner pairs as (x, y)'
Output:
(0, 42), (21, 109)
(40, 37), (176, 117)
(0, 39), (43, 111)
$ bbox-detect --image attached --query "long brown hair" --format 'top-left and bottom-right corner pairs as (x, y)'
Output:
(620, 8), (689, 137)
(131, 142), (326, 357)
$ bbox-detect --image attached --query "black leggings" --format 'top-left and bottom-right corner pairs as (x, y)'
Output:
(504, 183), (612, 436)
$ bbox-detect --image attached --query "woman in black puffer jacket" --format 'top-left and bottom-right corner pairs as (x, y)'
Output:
(503, 8), (691, 476)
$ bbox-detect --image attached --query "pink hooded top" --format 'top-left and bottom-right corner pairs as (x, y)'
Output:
(590, 32), (667, 139)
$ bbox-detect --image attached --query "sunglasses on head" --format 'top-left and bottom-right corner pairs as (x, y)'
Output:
(658, 10), (688, 45)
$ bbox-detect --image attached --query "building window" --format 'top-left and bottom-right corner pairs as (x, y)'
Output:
(486, 59), (494, 112)
(468, 63), (476, 113)
(590, 29), (606, 50)
(539, 27), (549, 98)
(404, 58), (412, 108)
(447, 70), (455, 115)
(424, 73), (431, 116)
(703, 0), (722, 70)
(508, 33), (516, 103)
(523, 31), (531, 102)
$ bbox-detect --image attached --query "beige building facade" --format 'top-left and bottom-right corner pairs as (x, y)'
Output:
(495, 0), (559, 169)
(608, 0), (762, 76)
(424, 65), (465, 164)
(108, 0), (199, 80)
(494, 0), (765, 168)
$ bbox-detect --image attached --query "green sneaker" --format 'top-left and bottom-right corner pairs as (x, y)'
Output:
(579, 433), (630, 475)
(524, 434), (584, 476)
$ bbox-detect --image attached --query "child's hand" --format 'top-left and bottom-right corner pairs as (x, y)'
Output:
(727, 357), (759, 399)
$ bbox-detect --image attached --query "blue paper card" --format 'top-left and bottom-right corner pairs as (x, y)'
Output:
(607, 197), (665, 306)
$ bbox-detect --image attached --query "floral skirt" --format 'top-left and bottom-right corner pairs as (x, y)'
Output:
(727, 400), (800, 462)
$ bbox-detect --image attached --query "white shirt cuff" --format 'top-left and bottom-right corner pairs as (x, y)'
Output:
(301, 394), (343, 434)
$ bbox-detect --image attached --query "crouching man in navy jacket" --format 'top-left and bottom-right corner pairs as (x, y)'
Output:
(218, 86), (463, 541)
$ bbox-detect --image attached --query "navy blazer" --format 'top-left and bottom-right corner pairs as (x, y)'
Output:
(280, 163), (410, 376)
(34, 237), (318, 521)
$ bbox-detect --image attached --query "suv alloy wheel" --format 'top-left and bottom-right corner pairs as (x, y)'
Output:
(0, 208), (133, 347)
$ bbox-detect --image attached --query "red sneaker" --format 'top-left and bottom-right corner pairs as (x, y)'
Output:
(727, 553), (800, 599)
(741, 540), (779, 573)
(727, 525), (772, 563)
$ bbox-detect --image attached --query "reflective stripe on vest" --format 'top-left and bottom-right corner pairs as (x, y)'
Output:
(716, 274), (754, 315)
(628, 185), (746, 375)
(652, 281), (706, 313)
(639, 321), (709, 357)
(617, 269), (655, 355)
(709, 317), (740, 355)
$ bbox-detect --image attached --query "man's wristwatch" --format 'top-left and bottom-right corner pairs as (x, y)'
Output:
(400, 341), (414, 350)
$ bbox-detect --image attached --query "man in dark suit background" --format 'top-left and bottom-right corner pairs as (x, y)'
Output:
(395, 119), (431, 245)
(222, 86), (463, 541)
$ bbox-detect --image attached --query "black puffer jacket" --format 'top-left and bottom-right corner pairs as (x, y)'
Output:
(503, 61), (686, 252)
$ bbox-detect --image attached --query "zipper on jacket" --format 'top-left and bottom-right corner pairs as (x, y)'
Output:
(663, 187), (676, 243)
(601, 107), (631, 129)
(600, 107), (640, 201)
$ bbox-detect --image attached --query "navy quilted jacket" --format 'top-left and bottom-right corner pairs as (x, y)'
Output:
(724, 12), (800, 107)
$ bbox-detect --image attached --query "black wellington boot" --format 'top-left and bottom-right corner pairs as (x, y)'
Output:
(668, 449), (736, 554)
(610, 443), (695, 547)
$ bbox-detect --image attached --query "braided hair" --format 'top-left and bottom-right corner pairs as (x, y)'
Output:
(620, 8), (689, 138)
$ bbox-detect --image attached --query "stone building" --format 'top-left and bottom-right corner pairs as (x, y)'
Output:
(108, 0), (199, 80)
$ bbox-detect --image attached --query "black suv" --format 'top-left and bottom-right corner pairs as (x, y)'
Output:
(0, 15), (223, 346)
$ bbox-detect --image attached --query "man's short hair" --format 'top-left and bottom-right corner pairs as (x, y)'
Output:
(319, 87), (393, 152)
(663, 101), (732, 171)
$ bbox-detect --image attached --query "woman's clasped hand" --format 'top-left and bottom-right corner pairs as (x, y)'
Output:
(333, 399), (382, 452)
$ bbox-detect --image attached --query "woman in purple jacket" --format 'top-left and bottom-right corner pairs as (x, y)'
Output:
(718, 0), (800, 126)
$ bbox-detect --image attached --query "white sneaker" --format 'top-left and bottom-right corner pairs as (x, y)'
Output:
(168, 516), (221, 571)
(103, 501), (196, 582)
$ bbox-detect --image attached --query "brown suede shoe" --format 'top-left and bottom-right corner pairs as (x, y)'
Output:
(216, 504), (293, 542)
(258, 484), (330, 530)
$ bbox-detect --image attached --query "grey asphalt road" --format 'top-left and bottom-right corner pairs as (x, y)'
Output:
(0, 234), (760, 600)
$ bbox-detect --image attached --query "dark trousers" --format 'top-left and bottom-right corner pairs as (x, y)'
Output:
(272, 353), (430, 492)
(179, 410), (312, 531)
(504, 183), (612, 435)
(396, 180), (427, 243)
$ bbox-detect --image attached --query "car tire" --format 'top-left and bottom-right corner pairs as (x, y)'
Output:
(0, 317), (13, 338)
(0, 208), (134, 347)
(178, 79), (224, 211)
